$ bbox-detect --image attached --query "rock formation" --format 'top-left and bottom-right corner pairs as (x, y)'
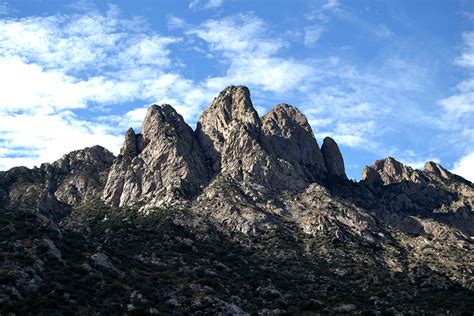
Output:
(1, 85), (474, 315)
(196, 86), (261, 174)
(0, 146), (114, 217)
(102, 104), (209, 208)
(424, 161), (452, 180)
(195, 86), (331, 197)
(262, 104), (326, 181)
(361, 157), (422, 185)
(320, 136), (347, 179)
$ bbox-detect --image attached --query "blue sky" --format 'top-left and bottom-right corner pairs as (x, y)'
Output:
(0, 0), (473, 181)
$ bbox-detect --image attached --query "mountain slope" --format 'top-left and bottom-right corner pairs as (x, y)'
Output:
(0, 86), (473, 314)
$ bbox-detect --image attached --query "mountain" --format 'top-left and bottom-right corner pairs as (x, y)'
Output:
(0, 86), (473, 315)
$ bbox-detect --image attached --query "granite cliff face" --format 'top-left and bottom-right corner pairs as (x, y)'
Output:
(196, 86), (261, 175)
(0, 145), (114, 218)
(102, 104), (209, 208)
(1, 86), (473, 314)
(321, 136), (347, 179)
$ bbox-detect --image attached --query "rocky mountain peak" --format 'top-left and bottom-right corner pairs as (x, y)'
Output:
(120, 128), (143, 157)
(196, 86), (261, 173)
(262, 104), (313, 136)
(50, 145), (114, 173)
(2, 86), (474, 315)
(205, 85), (260, 126)
(321, 137), (347, 179)
(102, 104), (208, 208)
(0, 146), (114, 218)
(361, 156), (421, 185)
(141, 104), (185, 140)
(261, 103), (327, 180)
(424, 161), (451, 179)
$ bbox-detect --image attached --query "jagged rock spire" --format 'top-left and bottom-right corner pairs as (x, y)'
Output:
(120, 127), (144, 157)
(262, 103), (327, 180)
(195, 86), (332, 194)
(361, 157), (422, 185)
(102, 104), (209, 207)
(321, 137), (347, 179)
(424, 161), (451, 180)
(196, 86), (261, 173)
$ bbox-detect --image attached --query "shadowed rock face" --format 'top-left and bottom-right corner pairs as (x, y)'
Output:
(196, 86), (261, 174)
(2, 86), (474, 315)
(195, 87), (332, 195)
(0, 145), (114, 217)
(262, 104), (326, 181)
(361, 157), (422, 185)
(359, 156), (474, 236)
(102, 104), (209, 208)
(321, 136), (347, 179)
(424, 161), (451, 180)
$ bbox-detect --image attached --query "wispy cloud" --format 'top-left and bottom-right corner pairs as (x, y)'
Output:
(440, 31), (474, 181)
(0, 7), (209, 170)
(189, 0), (223, 11)
(455, 32), (474, 68)
(302, 0), (340, 47)
(304, 25), (324, 46)
(187, 14), (313, 92)
(0, 1), (11, 15)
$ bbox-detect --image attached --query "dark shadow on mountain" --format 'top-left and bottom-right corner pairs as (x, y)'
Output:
(323, 177), (473, 239)
(2, 203), (473, 314)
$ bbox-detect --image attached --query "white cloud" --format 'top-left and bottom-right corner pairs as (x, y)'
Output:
(0, 1), (10, 15)
(440, 91), (474, 115)
(189, 0), (223, 11)
(304, 25), (324, 46)
(167, 15), (187, 29)
(452, 152), (474, 182)
(0, 7), (212, 170)
(437, 30), (474, 182)
(305, 0), (340, 22)
(188, 14), (313, 93)
(187, 14), (282, 58)
(455, 32), (474, 68)
(0, 10), (179, 74)
(0, 112), (123, 170)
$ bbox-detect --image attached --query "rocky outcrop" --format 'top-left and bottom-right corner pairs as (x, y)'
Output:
(360, 156), (474, 236)
(195, 87), (331, 196)
(120, 127), (145, 157)
(361, 157), (422, 185)
(0, 146), (114, 217)
(262, 104), (326, 182)
(424, 161), (451, 180)
(102, 104), (209, 208)
(321, 136), (347, 179)
(2, 85), (474, 315)
(48, 145), (115, 206)
(196, 86), (261, 174)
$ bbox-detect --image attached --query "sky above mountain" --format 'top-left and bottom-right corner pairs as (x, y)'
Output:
(0, 0), (473, 181)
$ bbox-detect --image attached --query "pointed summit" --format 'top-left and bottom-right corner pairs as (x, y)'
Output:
(196, 86), (261, 173)
(321, 137), (347, 179)
(103, 104), (208, 208)
(262, 104), (326, 181)
(424, 161), (451, 180)
(361, 157), (422, 185)
(120, 127), (144, 157)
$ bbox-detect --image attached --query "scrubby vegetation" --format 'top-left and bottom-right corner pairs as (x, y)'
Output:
(1, 202), (472, 314)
